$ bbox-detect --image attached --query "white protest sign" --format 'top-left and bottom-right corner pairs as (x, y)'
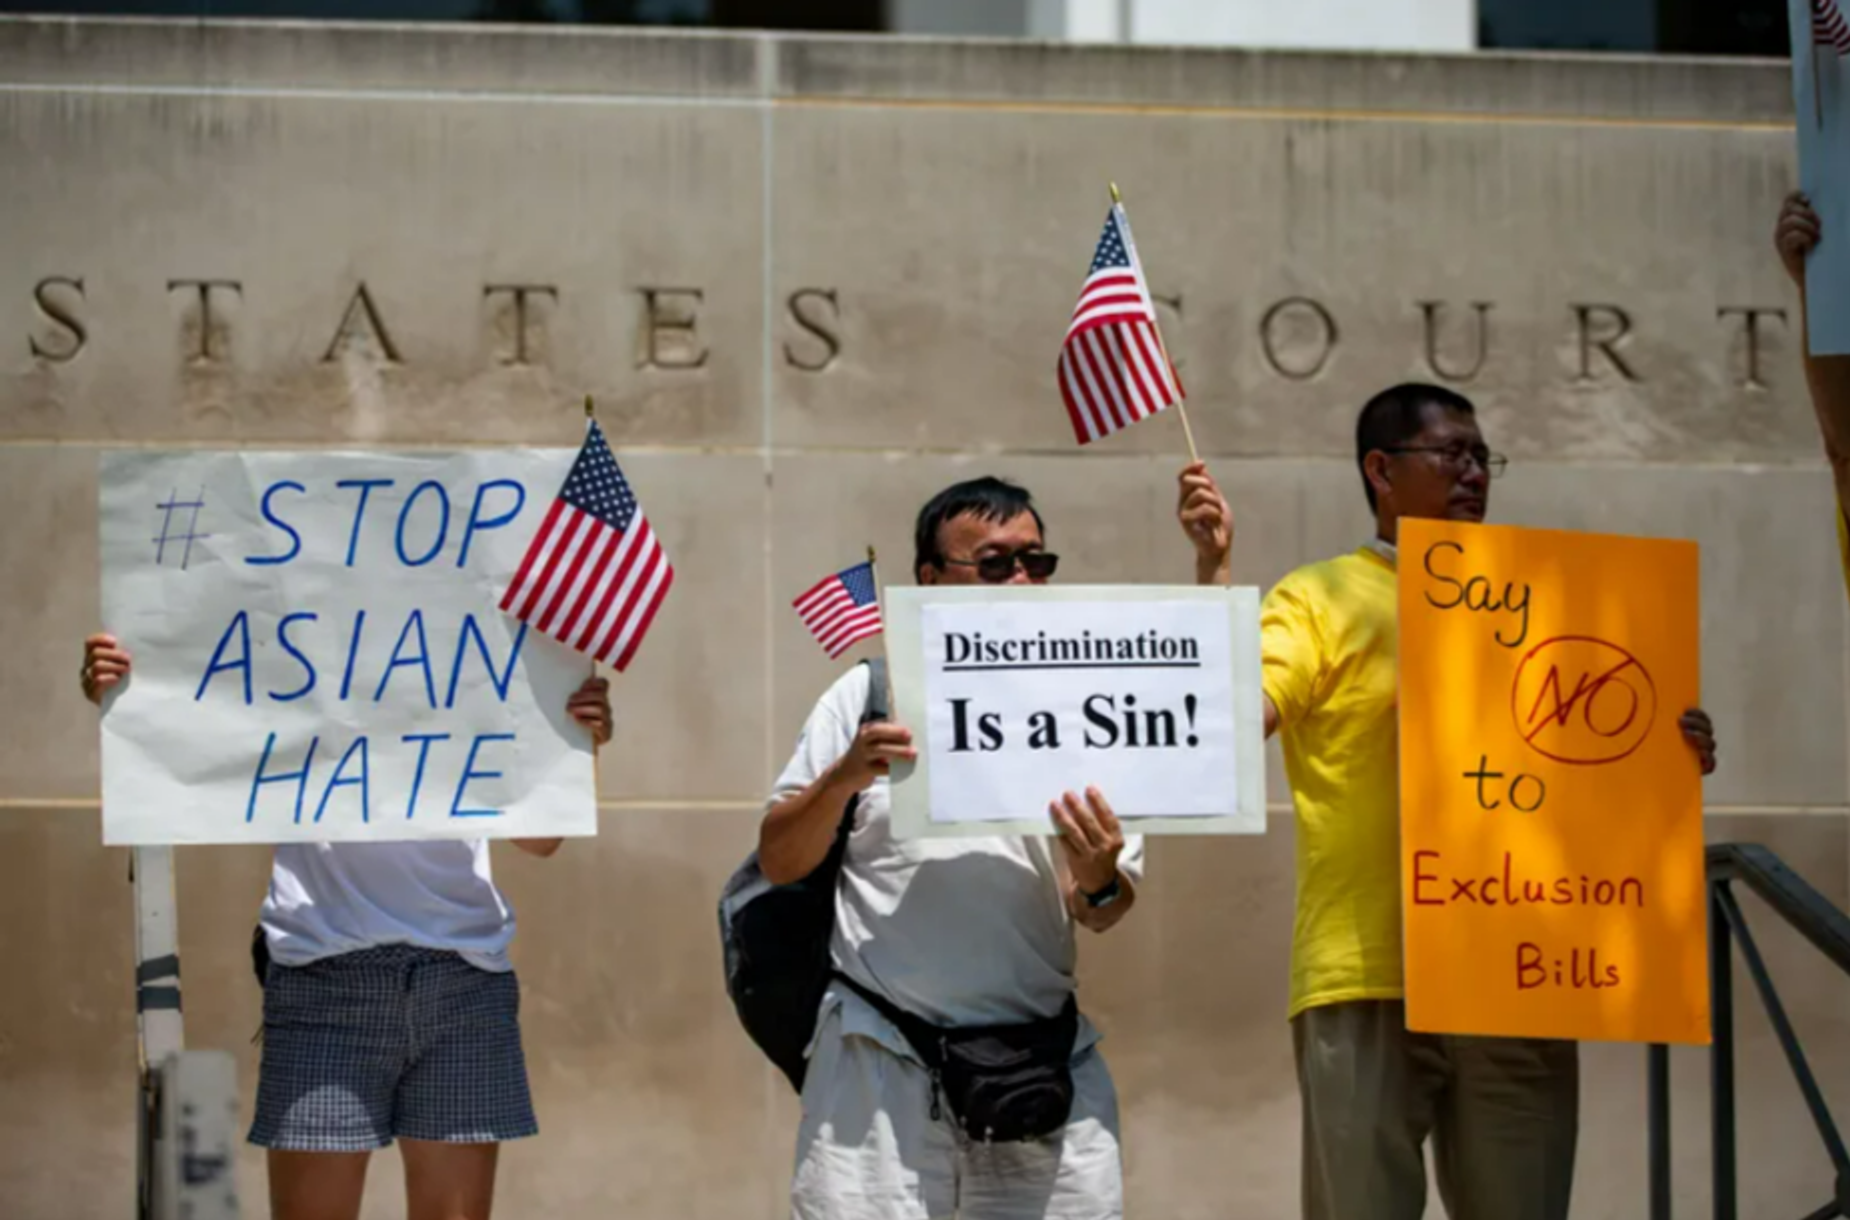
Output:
(885, 585), (1265, 838)
(99, 449), (597, 846)
(1790, 0), (1850, 355)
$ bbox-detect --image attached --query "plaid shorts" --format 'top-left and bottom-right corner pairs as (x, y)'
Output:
(248, 945), (537, 1152)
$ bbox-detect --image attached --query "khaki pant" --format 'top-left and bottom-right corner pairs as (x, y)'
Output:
(1293, 1000), (1578, 1220)
(792, 1006), (1124, 1220)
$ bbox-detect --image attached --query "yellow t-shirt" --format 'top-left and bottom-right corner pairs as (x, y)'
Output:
(1261, 546), (1404, 1020)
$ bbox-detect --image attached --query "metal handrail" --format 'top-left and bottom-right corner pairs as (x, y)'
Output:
(1648, 843), (1850, 1220)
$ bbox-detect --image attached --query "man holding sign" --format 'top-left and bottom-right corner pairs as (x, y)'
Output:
(762, 472), (1230, 1220)
(1183, 385), (1717, 1220)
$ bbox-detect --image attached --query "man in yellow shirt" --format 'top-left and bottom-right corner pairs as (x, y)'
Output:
(1774, 192), (1850, 597)
(1176, 384), (1717, 1220)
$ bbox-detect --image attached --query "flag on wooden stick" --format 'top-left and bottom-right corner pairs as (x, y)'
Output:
(1056, 198), (1185, 446)
(1817, 0), (1850, 53)
(499, 418), (673, 671)
(793, 560), (883, 659)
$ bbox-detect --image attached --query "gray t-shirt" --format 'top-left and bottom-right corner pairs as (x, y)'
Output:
(769, 664), (1145, 1049)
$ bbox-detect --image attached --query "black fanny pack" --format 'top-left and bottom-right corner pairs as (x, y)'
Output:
(835, 974), (1079, 1144)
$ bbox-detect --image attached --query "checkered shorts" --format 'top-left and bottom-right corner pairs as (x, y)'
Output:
(248, 945), (537, 1152)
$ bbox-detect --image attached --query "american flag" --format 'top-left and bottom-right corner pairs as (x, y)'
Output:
(1818, 0), (1850, 53)
(499, 419), (673, 671)
(1057, 202), (1184, 445)
(792, 561), (883, 659)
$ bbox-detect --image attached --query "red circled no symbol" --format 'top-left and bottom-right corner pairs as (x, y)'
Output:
(1510, 635), (1657, 766)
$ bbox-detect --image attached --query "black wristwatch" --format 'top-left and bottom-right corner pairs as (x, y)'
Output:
(1081, 874), (1122, 909)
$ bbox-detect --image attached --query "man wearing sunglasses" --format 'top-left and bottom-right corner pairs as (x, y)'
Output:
(760, 473), (1229, 1220)
(1179, 383), (1717, 1220)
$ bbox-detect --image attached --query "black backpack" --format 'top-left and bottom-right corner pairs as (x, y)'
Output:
(719, 657), (887, 1092)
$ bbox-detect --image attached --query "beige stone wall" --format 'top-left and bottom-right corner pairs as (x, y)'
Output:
(2, 17), (1846, 1219)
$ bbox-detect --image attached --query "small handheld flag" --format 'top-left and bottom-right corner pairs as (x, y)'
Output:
(1057, 193), (1186, 447)
(793, 560), (883, 659)
(1817, 0), (1850, 53)
(499, 418), (673, 671)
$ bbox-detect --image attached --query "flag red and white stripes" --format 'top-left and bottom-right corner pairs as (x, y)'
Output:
(792, 561), (883, 659)
(1056, 202), (1184, 445)
(499, 419), (673, 671)
(1817, 0), (1850, 53)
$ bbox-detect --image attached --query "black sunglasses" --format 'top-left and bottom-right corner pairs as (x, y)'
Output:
(941, 549), (1060, 583)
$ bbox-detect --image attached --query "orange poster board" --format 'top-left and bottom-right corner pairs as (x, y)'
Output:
(1398, 520), (1709, 1045)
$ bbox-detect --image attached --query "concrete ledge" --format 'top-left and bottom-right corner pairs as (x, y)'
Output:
(0, 16), (763, 96)
(774, 36), (1794, 124)
(0, 15), (1797, 126)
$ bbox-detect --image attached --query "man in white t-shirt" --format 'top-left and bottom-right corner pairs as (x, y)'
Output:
(760, 471), (1233, 1220)
(81, 631), (611, 1220)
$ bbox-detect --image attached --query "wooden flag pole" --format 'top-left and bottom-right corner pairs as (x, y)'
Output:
(583, 395), (599, 688)
(1110, 181), (1201, 465)
(582, 395), (604, 785)
(1154, 331), (1200, 464)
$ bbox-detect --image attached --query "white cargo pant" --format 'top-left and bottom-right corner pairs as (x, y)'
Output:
(791, 1005), (1125, 1220)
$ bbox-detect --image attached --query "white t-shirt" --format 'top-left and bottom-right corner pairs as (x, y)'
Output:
(260, 840), (516, 972)
(770, 664), (1145, 1039)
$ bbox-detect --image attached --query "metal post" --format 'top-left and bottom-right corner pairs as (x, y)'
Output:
(1714, 886), (1850, 1173)
(133, 845), (184, 1220)
(157, 1051), (240, 1220)
(1710, 884), (1736, 1220)
(1649, 1043), (1671, 1220)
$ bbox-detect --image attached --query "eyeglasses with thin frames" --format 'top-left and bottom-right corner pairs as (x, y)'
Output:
(940, 549), (1061, 583)
(1384, 443), (1508, 478)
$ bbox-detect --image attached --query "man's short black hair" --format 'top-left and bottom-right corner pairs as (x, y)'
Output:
(913, 477), (1045, 576)
(1354, 382), (1477, 511)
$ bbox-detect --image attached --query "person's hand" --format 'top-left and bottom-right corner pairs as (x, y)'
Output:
(1177, 460), (1234, 583)
(832, 721), (916, 792)
(1051, 786), (1125, 895)
(567, 675), (612, 747)
(1679, 707), (1717, 777)
(82, 633), (131, 705)
(1777, 191), (1821, 288)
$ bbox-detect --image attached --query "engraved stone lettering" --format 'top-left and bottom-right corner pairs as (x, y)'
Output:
(322, 283), (402, 364)
(784, 288), (840, 372)
(167, 279), (243, 364)
(483, 283), (558, 367)
(1717, 306), (1787, 390)
(30, 276), (87, 363)
(1419, 301), (1493, 383)
(1571, 304), (1638, 383)
(1260, 297), (1338, 380)
(637, 287), (708, 370)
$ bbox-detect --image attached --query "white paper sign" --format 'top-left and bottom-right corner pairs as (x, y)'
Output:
(1790, 0), (1850, 355)
(885, 585), (1266, 838)
(99, 449), (597, 846)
